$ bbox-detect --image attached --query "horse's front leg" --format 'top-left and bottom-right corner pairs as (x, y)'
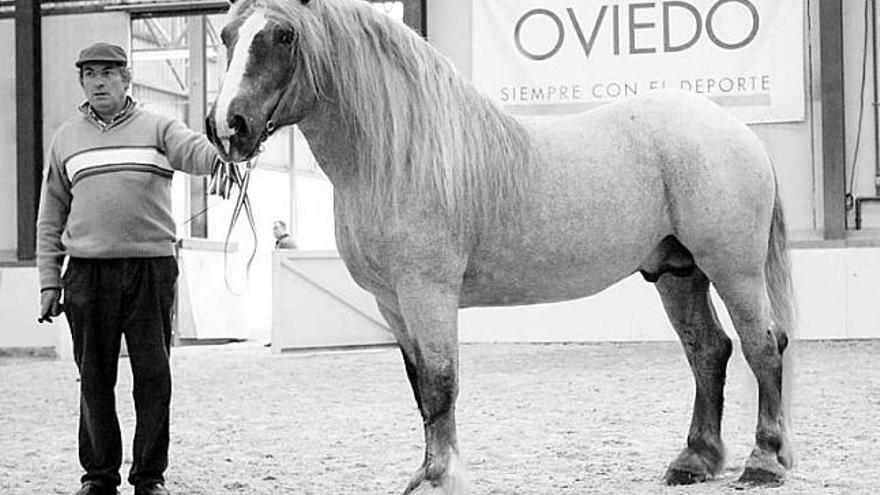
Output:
(380, 279), (469, 495)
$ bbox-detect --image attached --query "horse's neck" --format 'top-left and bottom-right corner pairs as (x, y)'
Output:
(296, 105), (358, 188)
(296, 103), (392, 278)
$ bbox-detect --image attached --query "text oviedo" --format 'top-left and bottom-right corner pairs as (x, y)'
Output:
(514, 0), (761, 61)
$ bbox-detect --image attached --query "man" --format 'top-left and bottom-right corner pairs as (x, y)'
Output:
(272, 220), (298, 249)
(36, 42), (220, 495)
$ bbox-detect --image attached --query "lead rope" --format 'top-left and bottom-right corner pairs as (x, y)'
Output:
(208, 156), (259, 294)
(208, 118), (279, 293)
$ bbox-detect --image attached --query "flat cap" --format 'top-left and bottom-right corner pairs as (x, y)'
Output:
(75, 42), (128, 68)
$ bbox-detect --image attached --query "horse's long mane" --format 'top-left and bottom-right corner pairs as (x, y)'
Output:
(251, 0), (533, 234)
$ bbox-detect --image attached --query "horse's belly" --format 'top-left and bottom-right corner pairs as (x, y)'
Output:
(460, 269), (624, 307)
(460, 234), (654, 307)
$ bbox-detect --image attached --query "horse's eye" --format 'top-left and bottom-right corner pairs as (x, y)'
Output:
(277, 30), (295, 45)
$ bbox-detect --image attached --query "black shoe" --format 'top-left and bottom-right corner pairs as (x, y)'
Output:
(75, 481), (118, 495)
(134, 482), (170, 495)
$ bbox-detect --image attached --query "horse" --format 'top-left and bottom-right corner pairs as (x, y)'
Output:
(205, 0), (794, 492)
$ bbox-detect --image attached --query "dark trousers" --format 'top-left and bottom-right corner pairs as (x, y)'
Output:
(63, 257), (178, 488)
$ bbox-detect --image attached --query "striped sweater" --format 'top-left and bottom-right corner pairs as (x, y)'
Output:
(36, 99), (220, 291)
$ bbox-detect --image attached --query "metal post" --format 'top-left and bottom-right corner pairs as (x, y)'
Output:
(187, 15), (208, 238)
(873, 0), (880, 195)
(15, 0), (43, 261)
(819, 0), (847, 238)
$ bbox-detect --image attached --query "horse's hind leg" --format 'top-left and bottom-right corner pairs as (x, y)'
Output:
(378, 289), (468, 495)
(655, 268), (732, 484)
(711, 271), (792, 485)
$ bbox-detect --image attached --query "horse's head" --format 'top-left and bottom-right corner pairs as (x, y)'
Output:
(207, 0), (320, 162)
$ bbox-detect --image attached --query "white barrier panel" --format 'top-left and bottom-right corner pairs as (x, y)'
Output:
(177, 239), (270, 343)
(790, 247), (880, 340)
(271, 247), (880, 350)
(272, 251), (394, 351)
(0, 267), (65, 356)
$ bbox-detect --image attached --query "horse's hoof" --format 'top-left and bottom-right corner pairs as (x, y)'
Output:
(737, 467), (784, 487)
(664, 468), (708, 485)
(737, 444), (789, 487)
(402, 450), (469, 495)
(663, 445), (722, 485)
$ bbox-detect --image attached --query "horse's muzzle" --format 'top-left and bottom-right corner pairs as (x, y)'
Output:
(206, 104), (262, 162)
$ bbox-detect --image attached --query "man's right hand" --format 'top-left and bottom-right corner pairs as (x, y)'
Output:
(38, 289), (63, 323)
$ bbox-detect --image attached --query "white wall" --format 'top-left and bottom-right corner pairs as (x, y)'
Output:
(0, 267), (64, 352)
(293, 174), (335, 250)
(0, 21), (15, 259)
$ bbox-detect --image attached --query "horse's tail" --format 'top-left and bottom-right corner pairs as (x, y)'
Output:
(766, 175), (795, 438)
(765, 178), (794, 346)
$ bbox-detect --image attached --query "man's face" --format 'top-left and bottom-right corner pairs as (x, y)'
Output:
(273, 224), (284, 238)
(80, 63), (129, 118)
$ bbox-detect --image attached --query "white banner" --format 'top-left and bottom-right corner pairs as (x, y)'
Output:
(472, 0), (805, 124)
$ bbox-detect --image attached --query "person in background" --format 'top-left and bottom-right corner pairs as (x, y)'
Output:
(36, 42), (221, 495)
(272, 220), (298, 249)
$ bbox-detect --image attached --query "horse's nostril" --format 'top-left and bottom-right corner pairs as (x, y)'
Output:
(228, 114), (249, 136)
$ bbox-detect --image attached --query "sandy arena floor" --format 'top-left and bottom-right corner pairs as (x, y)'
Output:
(1, 339), (878, 495)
